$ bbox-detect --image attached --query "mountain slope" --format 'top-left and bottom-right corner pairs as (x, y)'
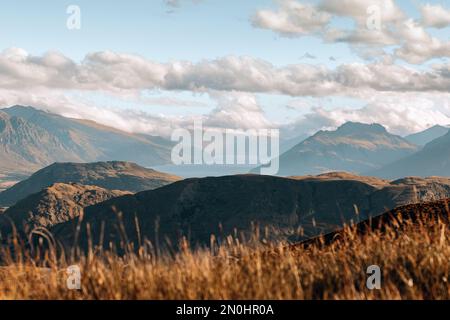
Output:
(280, 133), (308, 153)
(0, 110), (76, 175)
(405, 125), (449, 147)
(257, 122), (418, 176)
(0, 161), (181, 207)
(370, 130), (450, 179)
(299, 198), (450, 247)
(289, 171), (390, 188)
(0, 106), (173, 176)
(49, 174), (450, 250)
(0, 183), (130, 236)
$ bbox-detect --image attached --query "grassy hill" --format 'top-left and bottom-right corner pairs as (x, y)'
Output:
(47, 173), (450, 251)
(0, 198), (448, 300)
(0, 161), (181, 207)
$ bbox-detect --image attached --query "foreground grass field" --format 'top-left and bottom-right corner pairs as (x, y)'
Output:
(0, 205), (448, 300)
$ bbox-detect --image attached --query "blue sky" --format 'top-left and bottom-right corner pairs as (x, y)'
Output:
(0, 0), (357, 65)
(0, 0), (449, 137)
(0, 0), (353, 124)
(1, 0), (445, 63)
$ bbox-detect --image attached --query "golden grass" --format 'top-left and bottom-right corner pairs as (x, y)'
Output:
(0, 211), (448, 300)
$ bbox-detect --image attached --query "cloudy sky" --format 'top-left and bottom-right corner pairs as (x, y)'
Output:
(1, 0), (450, 138)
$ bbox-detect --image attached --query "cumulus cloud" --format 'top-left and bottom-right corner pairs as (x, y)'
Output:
(393, 19), (450, 64)
(0, 87), (176, 136)
(3, 83), (449, 138)
(1, 47), (450, 138)
(0, 87), (272, 138)
(252, 0), (450, 64)
(421, 4), (450, 28)
(252, 0), (332, 37)
(204, 91), (273, 130)
(2, 48), (450, 97)
(285, 92), (450, 137)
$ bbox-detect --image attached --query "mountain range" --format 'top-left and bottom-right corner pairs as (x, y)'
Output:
(0, 106), (173, 179)
(370, 129), (450, 179)
(257, 122), (418, 176)
(0, 105), (449, 251)
(405, 125), (449, 146)
(29, 173), (450, 251)
(3, 106), (450, 180)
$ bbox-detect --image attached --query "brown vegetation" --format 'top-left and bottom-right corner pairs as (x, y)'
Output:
(0, 200), (448, 300)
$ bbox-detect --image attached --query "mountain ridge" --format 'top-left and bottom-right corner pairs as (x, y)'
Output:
(297, 198), (450, 248)
(370, 129), (450, 178)
(0, 161), (181, 207)
(255, 122), (418, 176)
(405, 125), (449, 146)
(0, 183), (130, 235)
(45, 173), (450, 250)
(0, 105), (174, 177)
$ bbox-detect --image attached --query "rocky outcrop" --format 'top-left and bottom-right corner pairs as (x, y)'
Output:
(0, 183), (130, 238)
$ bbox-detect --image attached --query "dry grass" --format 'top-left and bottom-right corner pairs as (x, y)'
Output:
(0, 211), (448, 300)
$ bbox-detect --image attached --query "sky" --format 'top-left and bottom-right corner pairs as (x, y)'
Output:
(0, 0), (450, 138)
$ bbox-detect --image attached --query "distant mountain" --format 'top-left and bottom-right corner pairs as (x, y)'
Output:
(280, 134), (308, 153)
(0, 161), (181, 207)
(405, 125), (449, 146)
(0, 183), (130, 236)
(47, 174), (450, 251)
(370, 130), (450, 179)
(0, 110), (71, 176)
(255, 122), (418, 176)
(0, 106), (173, 176)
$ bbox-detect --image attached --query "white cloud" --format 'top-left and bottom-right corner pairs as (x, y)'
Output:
(1, 48), (450, 98)
(285, 92), (450, 137)
(394, 19), (450, 64)
(0, 87), (273, 137)
(252, 0), (450, 64)
(320, 0), (404, 22)
(252, 0), (332, 37)
(0, 88), (169, 135)
(421, 4), (450, 28)
(2, 80), (450, 140)
(205, 91), (273, 130)
(1, 47), (450, 138)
